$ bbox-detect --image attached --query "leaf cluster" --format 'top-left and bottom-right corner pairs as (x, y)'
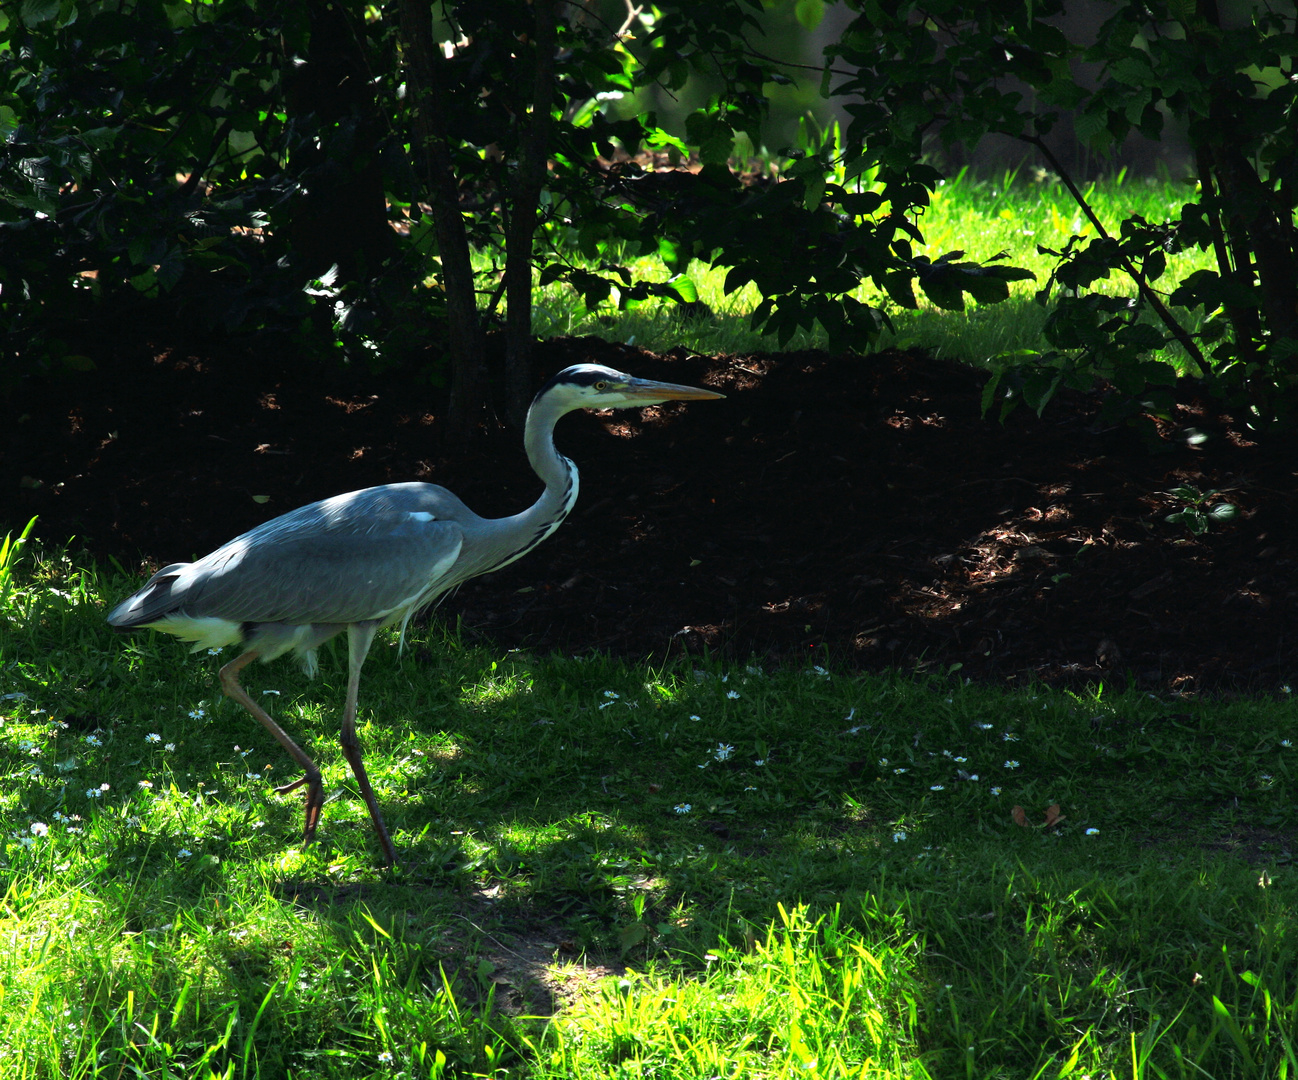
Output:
(0, 0), (322, 381)
(4, 0), (1296, 432)
(828, 0), (1297, 428)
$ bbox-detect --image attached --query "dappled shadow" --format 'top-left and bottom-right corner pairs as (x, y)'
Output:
(5, 330), (1296, 691)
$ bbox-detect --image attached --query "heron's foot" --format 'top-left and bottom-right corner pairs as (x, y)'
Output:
(275, 775), (310, 796)
(274, 769), (325, 846)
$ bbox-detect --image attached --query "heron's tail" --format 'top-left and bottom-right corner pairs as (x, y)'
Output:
(105, 563), (190, 628)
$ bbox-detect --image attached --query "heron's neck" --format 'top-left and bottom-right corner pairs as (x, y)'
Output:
(480, 394), (580, 577)
(523, 393), (579, 510)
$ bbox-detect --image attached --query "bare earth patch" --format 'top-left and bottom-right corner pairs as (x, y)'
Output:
(6, 331), (1296, 693)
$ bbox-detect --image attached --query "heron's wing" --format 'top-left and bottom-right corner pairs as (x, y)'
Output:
(190, 521), (466, 625)
(118, 484), (475, 627)
(106, 563), (199, 627)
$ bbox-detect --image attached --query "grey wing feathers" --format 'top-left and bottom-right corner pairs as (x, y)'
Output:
(105, 563), (194, 627)
(109, 484), (472, 627)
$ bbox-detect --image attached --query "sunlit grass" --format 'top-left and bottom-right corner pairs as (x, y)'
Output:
(535, 902), (928, 1078)
(529, 169), (1217, 369)
(2, 542), (1297, 1077)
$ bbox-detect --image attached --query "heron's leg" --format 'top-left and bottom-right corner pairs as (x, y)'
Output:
(338, 622), (398, 867)
(218, 650), (326, 846)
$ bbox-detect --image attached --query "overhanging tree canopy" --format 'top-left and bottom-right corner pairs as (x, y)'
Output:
(2, 0), (1294, 434)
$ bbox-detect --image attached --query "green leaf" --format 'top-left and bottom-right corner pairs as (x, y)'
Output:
(843, 156), (876, 184)
(698, 130), (735, 166)
(794, 0), (825, 31)
(802, 174), (825, 211)
(980, 369), (1004, 419)
(1073, 107), (1109, 146)
(723, 265), (753, 296)
(155, 248), (184, 292)
(19, 0), (60, 25)
(128, 236), (157, 267)
(685, 111), (735, 167)
(1022, 369), (1064, 416)
(657, 236), (687, 275)
(917, 267), (965, 311)
(1038, 74), (1088, 110)
(1, 191), (57, 216)
(881, 272), (917, 309)
(618, 922), (648, 951)
(1113, 55), (1154, 87)
(129, 268), (158, 294)
(668, 276), (698, 304)
(1165, 508), (1207, 534)
(78, 126), (120, 151)
(840, 191), (883, 217)
(962, 274), (1010, 304)
(1122, 87), (1153, 127)
(785, 157), (823, 180)
(578, 224), (605, 261)
(1198, 316), (1228, 344)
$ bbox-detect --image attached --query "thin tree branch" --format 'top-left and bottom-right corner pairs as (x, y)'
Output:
(400, 0), (489, 441)
(503, 0), (560, 426)
(1022, 133), (1211, 377)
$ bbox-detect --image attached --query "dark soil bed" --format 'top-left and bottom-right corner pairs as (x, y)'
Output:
(6, 331), (1296, 693)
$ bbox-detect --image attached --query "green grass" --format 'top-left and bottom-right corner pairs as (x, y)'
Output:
(530, 168), (1217, 370)
(2, 532), (1298, 1078)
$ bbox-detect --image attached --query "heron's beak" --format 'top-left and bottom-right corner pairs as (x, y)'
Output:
(622, 378), (725, 404)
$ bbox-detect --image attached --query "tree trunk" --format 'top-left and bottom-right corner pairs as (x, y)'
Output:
(1195, 0), (1298, 362)
(399, 0), (489, 443)
(503, 0), (559, 427)
(286, 0), (397, 283)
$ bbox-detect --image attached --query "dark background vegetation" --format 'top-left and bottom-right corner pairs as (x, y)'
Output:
(1, 0), (1294, 689)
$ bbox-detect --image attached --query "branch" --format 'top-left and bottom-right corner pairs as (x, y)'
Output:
(1021, 134), (1211, 377)
(616, 0), (644, 39)
(503, 0), (560, 424)
(399, 0), (489, 440)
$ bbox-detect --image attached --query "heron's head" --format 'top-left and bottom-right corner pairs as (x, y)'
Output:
(534, 364), (724, 415)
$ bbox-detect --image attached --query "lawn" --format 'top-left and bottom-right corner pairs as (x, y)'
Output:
(2, 171), (1292, 1080)
(2, 529), (1296, 1079)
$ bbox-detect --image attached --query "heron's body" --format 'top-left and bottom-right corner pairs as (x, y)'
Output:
(107, 364), (721, 865)
(111, 477), (575, 670)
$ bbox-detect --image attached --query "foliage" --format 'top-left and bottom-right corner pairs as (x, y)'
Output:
(1, 0), (1040, 425)
(0, 0), (447, 384)
(828, 0), (1298, 428)
(0, 0), (311, 379)
(529, 3), (1035, 360)
(530, 171), (1221, 370)
(1162, 482), (1240, 535)
(4, 0), (1295, 431)
(0, 515), (35, 612)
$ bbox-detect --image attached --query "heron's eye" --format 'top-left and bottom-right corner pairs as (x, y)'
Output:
(593, 380), (608, 391)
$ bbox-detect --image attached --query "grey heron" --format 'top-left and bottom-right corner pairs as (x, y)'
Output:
(107, 364), (723, 866)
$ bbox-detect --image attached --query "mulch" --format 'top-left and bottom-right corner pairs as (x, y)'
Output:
(6, 329), (1296, 694)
